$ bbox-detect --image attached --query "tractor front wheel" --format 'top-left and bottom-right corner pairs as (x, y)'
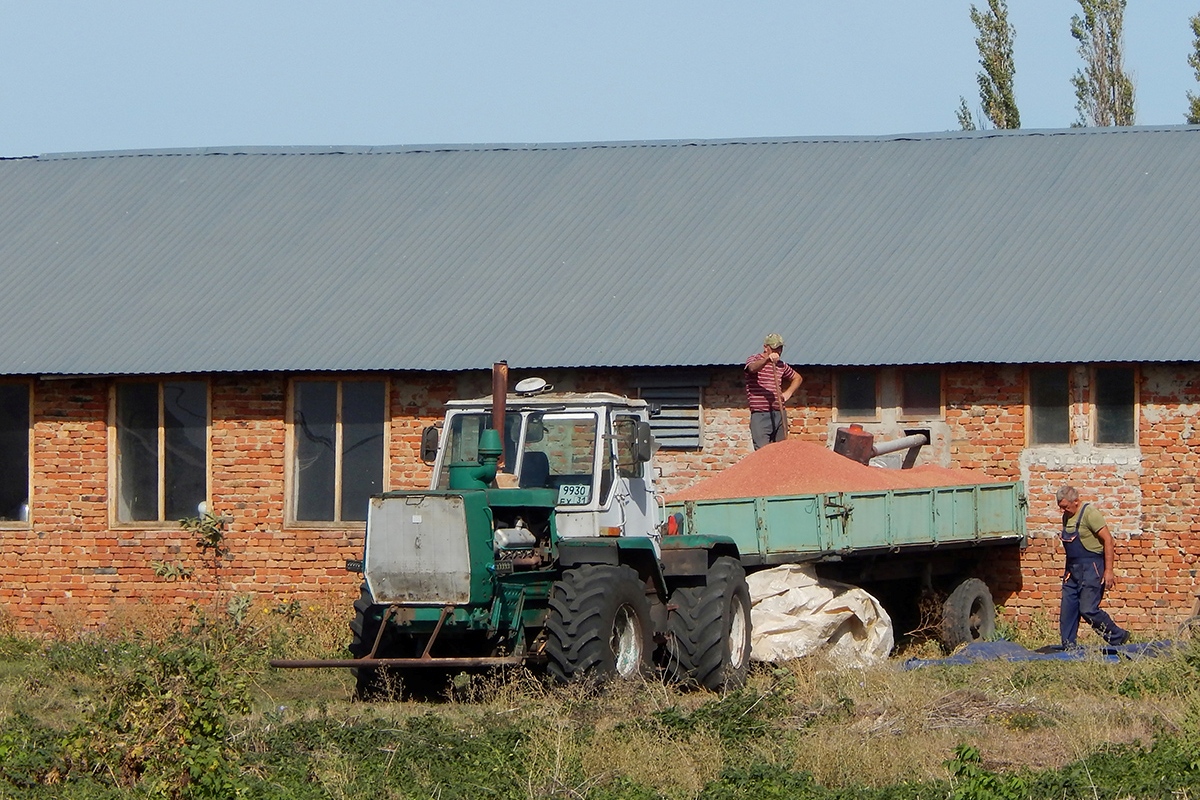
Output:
(349, 583), (391, 700)
(544, 564), (653, 683)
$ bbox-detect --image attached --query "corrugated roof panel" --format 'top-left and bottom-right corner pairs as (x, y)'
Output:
(3, 128), (1200, 376)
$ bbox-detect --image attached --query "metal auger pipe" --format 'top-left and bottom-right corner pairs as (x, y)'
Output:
(871, 433), (928, 457)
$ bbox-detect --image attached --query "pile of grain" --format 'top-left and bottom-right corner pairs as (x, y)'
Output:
(667, 440), (1000, 502)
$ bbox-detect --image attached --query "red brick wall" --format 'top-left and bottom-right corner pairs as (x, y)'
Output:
(955, 363), (1199, 639)
(1, 374), (452, 632)
(13, 379), (110, 628)
(1118, 365), (1199, 631)
(2, 363), (1197, 638)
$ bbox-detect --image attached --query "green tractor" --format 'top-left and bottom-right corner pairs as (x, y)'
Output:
(274, 375), (751, 697)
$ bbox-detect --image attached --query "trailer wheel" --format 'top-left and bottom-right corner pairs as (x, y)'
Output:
(545, 564), (653, 683)
(940, 578), (995, 650)
(667, 557), (752, 691)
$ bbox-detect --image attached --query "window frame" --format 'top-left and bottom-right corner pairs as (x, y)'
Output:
(109, 378), (212, 528)
(897, 368), (944, 421)
(285, 376), (390, 527)
(0, 380), (32, 529)
(1026, 366), (1071, 446)
(833, 369), (881, 422)
(1091, 364), (1139, 446)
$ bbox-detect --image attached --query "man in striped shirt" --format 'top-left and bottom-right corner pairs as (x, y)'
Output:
(745, 333), (803, 449)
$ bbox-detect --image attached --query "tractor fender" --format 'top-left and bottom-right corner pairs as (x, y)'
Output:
(557, 538), (669, 600)
(659, 534), (740, 577)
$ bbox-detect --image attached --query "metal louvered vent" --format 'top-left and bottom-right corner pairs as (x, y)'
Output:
(639, 386), (702, 450)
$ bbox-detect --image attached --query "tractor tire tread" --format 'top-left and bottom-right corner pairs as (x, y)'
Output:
(667, 557), (751, 691)
(940, 577), (995, 650)
(544, 564), (651, 683)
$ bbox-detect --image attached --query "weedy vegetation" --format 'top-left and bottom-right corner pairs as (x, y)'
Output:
(1, 599), (1199, 799)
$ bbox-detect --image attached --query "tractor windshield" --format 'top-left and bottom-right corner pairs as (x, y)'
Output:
(434, 410), (602, 505)
(515, 413), (599, 505)
(433, 411), (521, 490)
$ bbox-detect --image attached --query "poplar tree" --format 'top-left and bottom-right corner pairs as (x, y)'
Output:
(1187, 11), (1200, 125)
(956, 97), (978, 131)
(970, 0), (1020, 129)
(1070, 0), (1135, 127)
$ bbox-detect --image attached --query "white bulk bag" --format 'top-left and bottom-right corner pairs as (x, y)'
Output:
(747, 563), (894, 668)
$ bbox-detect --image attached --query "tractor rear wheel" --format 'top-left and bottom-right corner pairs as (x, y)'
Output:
(544, 564), (653, 683)
(940, 577), (995, 650)
(666, 557), (752, 691)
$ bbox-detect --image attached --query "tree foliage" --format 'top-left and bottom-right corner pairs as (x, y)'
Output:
(956, 97), (977, 131)
(969, 0), (1020, 129)
(1070, 0), (1135, 127)
(1187, 11), (1200, 125)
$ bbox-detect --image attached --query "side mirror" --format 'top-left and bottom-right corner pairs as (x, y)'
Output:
(635, 422), (654, 463)
(526, 413), (545, 443)
(420, 426), (439, 464)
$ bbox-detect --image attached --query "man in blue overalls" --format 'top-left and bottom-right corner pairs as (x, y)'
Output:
(1056, 485), (1129, 648)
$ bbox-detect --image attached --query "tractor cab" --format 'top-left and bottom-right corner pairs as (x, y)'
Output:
(423, 385), (661, 547)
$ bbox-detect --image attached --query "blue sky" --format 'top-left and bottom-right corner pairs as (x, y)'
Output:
(0, 1), (1196, 157)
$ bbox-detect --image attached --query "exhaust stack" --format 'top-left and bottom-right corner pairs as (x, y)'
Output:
(492, 361), (508, 468)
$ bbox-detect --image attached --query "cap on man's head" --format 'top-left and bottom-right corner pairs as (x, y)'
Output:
(763, 333), (785, 349)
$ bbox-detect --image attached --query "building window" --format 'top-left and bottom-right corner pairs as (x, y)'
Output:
(115, 381), (208, 523)
(835, 370), (878, 420)
(639, 386), (701, 449)
(900, 369), (942, 418)
(1028, 368), (1069, 445)
(1095, 366), (1136, 445)
(0, 383), (30, 523)
(292, 380), (386, 523)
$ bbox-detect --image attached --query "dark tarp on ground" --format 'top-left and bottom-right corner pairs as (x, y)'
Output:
(903, 639), (1174, 668)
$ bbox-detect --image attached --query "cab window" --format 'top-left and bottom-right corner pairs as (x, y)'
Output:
(435, 411), (521, 490)
(521, 413), (597, 505)
(613, 416), (643, 479)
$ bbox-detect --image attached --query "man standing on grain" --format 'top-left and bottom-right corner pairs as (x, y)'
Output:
(1056, 485), (1130, 649)
(745, 333), (802, 450)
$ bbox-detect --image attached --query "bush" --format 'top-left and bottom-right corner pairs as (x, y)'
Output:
(79, 640), (250, 798)
(0, 713), (66, 789)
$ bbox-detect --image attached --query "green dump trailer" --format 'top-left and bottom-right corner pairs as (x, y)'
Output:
(665, 481), (1027, 644)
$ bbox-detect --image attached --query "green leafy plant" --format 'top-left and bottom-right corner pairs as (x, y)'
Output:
(225, 594), (252, 627)
(652, 687), (785, 743)
(0, 713), (64, 788)
(270, 599), (303, 620)
(179, 512), (232, 571)
(991, 605), (1017, 642)
(71, 639), (251, 799)
(179, 511), (234, 612)
(946, 743), (1025, 800)
(152, 560), (194, 581)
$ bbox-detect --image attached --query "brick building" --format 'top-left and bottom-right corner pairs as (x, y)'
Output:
(2, 127), (1199, 636)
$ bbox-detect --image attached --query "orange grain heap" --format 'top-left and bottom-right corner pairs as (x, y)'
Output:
(667, 440), (1000, 502)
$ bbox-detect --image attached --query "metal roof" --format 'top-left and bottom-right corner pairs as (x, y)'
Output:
(2, 127), (1200, 376)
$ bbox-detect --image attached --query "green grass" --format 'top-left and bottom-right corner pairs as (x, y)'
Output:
(1, 604), (1199, 800)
